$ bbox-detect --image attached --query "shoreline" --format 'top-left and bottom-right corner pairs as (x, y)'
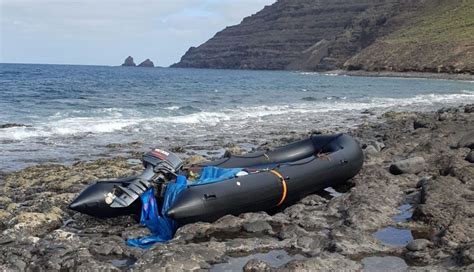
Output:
(3, 63), (473, 82)
(0, 104), (473, 270)
(327, 69), (474, 81)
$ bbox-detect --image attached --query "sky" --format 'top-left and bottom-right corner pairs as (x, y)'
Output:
(0, 0), (275, 66)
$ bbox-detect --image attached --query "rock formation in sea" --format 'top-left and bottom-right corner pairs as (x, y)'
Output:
(121, 56), (136, 67)
(138, 59), (155, 68)
(172, 0), (473, 74)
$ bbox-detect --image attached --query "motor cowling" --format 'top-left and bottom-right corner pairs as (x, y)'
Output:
(143, 148), (183, 177)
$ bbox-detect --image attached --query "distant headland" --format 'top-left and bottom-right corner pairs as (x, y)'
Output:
(172, 0), (473, 75)
(121, 56), (155, 68)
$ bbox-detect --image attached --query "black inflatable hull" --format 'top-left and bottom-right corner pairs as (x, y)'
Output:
(69, 176), (142, 218)
(167, 134), (363, 224)
(69, 134), (363, 222)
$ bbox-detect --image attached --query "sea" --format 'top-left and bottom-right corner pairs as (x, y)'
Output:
(1, 63), (473, 172)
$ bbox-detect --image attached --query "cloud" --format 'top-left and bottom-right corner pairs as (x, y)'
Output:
(1, 0), (275, 65)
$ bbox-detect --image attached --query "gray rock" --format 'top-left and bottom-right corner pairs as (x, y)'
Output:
(368, 140), (385, 152)
(364, 145), (379, 158)
(390, 157), (426, 175)
(243, 221), (272, 233)
(362, 256), (408, 272)
(406, 239), (432, 251)
(466, 151), (474, 163)
(458, 131), (474, 149)
(465, 104), (474, 114)
(414, 119), (431, 129)
(243, 259), (272, 272)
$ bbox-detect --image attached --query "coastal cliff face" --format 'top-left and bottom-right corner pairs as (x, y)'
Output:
(172, 0), (473, 74)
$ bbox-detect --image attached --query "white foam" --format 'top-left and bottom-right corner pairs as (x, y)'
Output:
(164, 106), (180, 111)
(1, 91), (473, 141)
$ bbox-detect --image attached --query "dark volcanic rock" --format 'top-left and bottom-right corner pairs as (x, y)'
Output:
(1, 104), (474, 271)
(466, 151), (474, 163)
(0, 123), (31, 129)
(389, 157), (426, 175)
(121, 56), (136, 67)
(138, 59), (154, 68)
(457, 131), (474, 149)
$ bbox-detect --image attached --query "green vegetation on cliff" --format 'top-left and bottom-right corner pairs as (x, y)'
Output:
(345, 0), (473, 73)
(174, 0), (473, 74)
(389, 1), (473, 43)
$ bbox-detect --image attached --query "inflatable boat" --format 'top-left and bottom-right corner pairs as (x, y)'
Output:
(70, 134), (363, 225)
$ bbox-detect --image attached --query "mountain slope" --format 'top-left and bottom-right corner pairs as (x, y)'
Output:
(344, 0), (474, 73)
(172, 0), (473, 74)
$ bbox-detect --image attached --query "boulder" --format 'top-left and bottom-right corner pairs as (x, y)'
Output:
(390, 157), (426, 175)
(121, 56), (136, 66)
(466, 151), (474, 163)
(458, 131), (474, 149)
(465, 104), (474, 114)
(138, 59), (154, 67)
(406, 239), (432, 251)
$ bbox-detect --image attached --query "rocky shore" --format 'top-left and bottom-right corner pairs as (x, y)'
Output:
(0, 105), (473, 271)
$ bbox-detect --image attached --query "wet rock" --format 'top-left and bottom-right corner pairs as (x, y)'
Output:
(465, 151), (474, 163)
(280, 253), (362, 271)
(243, 259), (272, 272)
(457, 131), (474, 149)
(1, 105), (473, 271)
(407, 239), (432, 251)
(465, 104), (474, 114)
(0, 123), (31, 129)
(390, 157), (426, 175)
(362, 256), (408, 272)
(414, 176), (473, 248)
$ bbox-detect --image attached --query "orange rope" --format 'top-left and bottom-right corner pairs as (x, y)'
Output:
(270, 170), (287, 206)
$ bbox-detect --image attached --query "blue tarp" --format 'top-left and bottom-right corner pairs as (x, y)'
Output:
(127, 166), (243, 248)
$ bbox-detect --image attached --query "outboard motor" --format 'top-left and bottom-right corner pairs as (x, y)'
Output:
(69, 148), (183, 217)
(107, 149), (183, 208)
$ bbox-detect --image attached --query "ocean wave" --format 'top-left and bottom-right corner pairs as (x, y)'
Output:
(1, 91), (472, 141)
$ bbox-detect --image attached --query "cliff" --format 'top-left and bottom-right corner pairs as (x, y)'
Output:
(344, 1), (474, 73)
(172, 0), (473, 74)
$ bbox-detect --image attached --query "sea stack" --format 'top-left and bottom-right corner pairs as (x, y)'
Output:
(138, 59), (155, 68)
(121, 56), (136, 67)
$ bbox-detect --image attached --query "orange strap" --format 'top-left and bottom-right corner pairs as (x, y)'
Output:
(270, 170), (287, 206)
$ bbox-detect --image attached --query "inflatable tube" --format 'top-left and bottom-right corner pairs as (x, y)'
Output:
(69, 176), (142, 217)
(167, 134), (363, 224)
(69, 134), (363, 222)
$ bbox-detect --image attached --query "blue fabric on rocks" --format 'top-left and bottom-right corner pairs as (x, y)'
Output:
(127, 166), (243, 248)
(192, 166), (243, 185)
